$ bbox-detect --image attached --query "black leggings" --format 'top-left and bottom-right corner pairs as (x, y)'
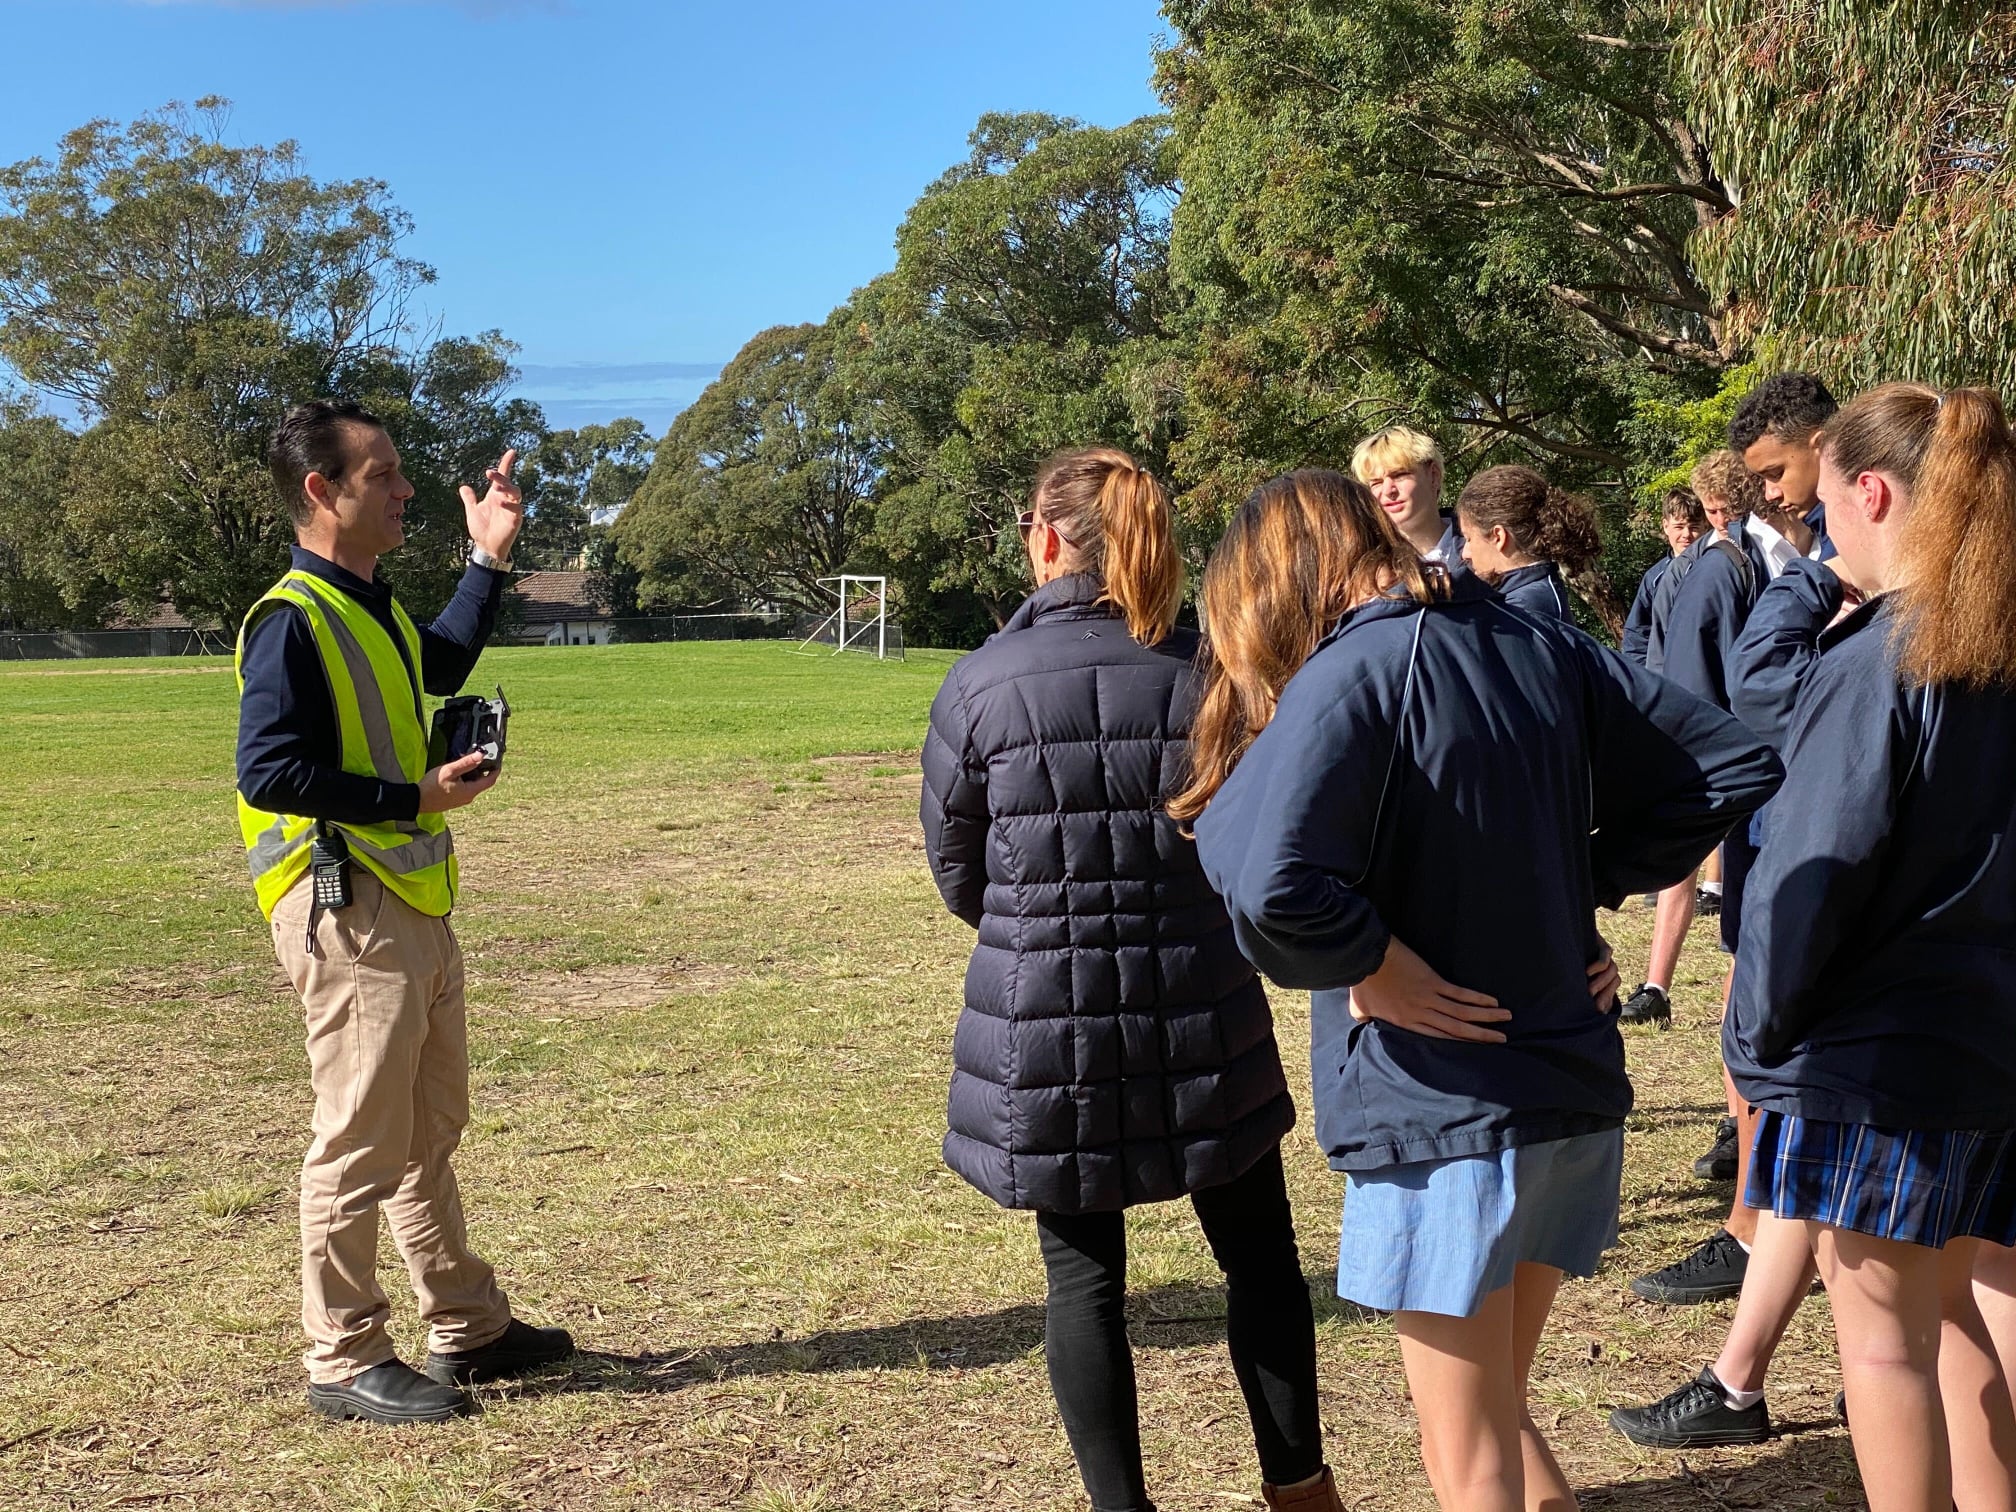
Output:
(1034, 1147), (1323, 1512)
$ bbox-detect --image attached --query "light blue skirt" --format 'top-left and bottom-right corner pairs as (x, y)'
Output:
(1335, 1128), (1624, 1318)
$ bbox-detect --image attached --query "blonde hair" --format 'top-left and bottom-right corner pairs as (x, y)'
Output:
(1166, 469), (1444, 823)
(1351, 426), (1444, 483)
(1689, 448), (1763, 521)
(1818, 383), (2016, 689)
(1030, 447), (1184, 646)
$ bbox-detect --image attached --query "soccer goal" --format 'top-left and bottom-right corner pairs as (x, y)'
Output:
(795, 575), (904, 660)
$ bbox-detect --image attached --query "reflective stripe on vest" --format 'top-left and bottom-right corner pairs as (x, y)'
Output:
(234, 571), (458, 919)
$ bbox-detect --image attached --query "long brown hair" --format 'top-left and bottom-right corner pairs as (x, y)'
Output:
(1166, 469), (1443, 823)
(1031, 447), (1184, 645)
(1819, 383), (2016, 688)
(1456, 465), (1602, 574)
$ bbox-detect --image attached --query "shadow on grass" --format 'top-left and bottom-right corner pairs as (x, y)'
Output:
(1581, 1426), (1858, 1509)
(505, 1274), (1374, 1399)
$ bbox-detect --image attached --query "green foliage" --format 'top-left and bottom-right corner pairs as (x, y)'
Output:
(1681, 3), (2016, 396)
(840, 113), (1182, 621)
(616, 321), (876, 616)
(0, 100), (544, 628)
(0, 394), (109, 630)
(1156, 0), (1734, 624)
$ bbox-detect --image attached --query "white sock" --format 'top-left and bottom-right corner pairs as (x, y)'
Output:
(1708, 1367), (1765, 1410)
(1700, 880), (1724, 896)
(1735, 1236), (1752, 1254)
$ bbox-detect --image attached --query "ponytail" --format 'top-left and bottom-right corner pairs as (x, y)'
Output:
(1030, 447), (1184, 645)
(1456, 465), (1602, 574)
(1874, 388), (2016, 688)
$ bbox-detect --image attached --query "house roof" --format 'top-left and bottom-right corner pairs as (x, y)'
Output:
(107, 599), (205, 631)
(509, 570), (613, 625)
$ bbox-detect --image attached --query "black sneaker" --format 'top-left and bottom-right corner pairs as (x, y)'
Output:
(1695, 887), (1722, 917)
(1835, 1388), (1848, 1424)
(1693, 1116), (1740, 1181)
(1610, 1367), (1771, 1448)
(1630, 1228), (1749, 1305)
(424, 1317), (576, 1386)
(1618, 983), (1672, 1026)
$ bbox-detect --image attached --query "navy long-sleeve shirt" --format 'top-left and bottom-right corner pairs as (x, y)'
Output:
(1193, 577), (1782, 1170)
(235, 546), (507, 825)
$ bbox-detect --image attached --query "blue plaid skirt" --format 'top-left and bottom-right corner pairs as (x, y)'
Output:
(1747, 1110), (2016, 1249)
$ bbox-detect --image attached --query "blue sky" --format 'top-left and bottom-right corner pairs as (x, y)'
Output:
(2, 0), (1168, 433)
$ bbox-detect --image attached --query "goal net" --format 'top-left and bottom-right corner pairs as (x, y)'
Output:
(794, 575), (905, 660)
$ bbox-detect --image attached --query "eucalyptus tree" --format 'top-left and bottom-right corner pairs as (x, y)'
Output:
(1681, 0), (2016, 395)
(615, 321), (877, 616)
(0, 99), (542, 626)
(841, 112), (1184, 622)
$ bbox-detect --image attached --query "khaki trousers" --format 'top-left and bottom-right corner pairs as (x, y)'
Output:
(271, 868), (511, 1383)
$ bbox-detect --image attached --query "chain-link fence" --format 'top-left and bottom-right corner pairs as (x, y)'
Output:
(0, 628), (238, 660)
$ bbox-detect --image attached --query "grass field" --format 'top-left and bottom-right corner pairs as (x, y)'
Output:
(0, 642), (1860, 1510)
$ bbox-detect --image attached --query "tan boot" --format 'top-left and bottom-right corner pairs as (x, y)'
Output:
(1262, 1465), (1345, 1510)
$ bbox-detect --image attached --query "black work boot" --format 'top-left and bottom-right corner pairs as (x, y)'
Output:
(307, 1360), (474, 1424)
(424, 1317), (576, 1386)
(1618, 983), (1672, 1026)
(1610, 1366), (1771, 1448)
(1694, 1115), (1740, 1181)
(1629, 1228), (1749, 1305)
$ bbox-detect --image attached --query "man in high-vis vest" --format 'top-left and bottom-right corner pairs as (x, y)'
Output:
(237, 400), (572, 1424)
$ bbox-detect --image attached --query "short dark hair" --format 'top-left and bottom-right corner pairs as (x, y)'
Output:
(269, 400), (385, 529)
(1729, 373), (1839, 454)
(1660, 487), (1709, 529)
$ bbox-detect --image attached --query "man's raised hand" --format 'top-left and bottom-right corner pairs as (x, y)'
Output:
(461, 448), (524, 561)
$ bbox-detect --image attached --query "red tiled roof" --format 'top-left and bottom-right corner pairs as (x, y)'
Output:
(510, 570), (612, 625)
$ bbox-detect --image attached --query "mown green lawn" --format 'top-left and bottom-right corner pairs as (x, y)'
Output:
(0, 642), (1856, 1510)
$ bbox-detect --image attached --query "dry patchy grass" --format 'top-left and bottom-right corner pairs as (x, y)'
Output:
(0, 646), (1860, 1510)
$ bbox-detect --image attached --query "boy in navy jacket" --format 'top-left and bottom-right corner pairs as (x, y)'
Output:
(1623, 374), (1839, 1323)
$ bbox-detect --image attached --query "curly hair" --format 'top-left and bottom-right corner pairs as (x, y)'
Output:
(1730, 372), (1839, 453)
(1454, 465), (1602, 574)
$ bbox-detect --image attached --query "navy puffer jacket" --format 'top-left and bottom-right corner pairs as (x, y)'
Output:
(920, 574), (1294, 1214)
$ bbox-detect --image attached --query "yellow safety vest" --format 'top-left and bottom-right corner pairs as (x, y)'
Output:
(235, 571), (458, 919)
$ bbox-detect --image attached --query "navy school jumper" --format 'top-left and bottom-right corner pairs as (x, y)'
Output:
(1728, 594), (2016, 1131)
(920, 574), (1294, 1214)
(1621, 555), (1673, 666)
(1193, 577), (1782, 1171)
(1495, 561), (1574, 622)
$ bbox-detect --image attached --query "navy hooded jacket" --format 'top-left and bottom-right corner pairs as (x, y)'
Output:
(920, 574), (1293, 1213)
(1621, 556), (1673, 665)
(1193, 578), (1782, 1171)
(1727, 595), (2016, 1130)
(1496, 561), (1574, 622)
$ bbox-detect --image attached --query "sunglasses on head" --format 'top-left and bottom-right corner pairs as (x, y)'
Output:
(1016, 510), (1080, 548)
